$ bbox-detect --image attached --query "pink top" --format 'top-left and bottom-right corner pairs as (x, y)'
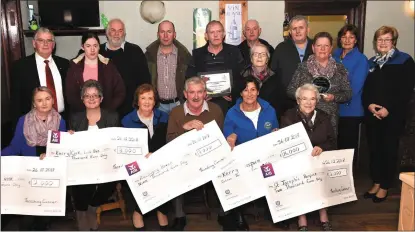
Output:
(83, 63), (98, 81)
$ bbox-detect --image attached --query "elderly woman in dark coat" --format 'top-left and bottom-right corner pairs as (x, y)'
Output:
(287, 32), (352, 137)
(281, 84), (336, 231)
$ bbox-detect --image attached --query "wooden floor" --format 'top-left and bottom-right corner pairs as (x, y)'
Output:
(1, 169), (402, 231)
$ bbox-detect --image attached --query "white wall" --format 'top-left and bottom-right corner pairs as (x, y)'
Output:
(364, 1), (414, 58)
(22, 1), (284, 59)
(22, 1), (413, 59)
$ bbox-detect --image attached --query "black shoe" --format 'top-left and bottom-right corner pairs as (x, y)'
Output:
(222, 213), (237, 231)
(133, 225), (146, 231)
(363, 191), (377, 199)
(373, 191), (388, 203)
(235, 212), (249, 231)
(321, 221), (332, 231)
(218, 215), (225, 226)
(298, 226), (308, 231)
(170, 217), (186, 231)
(160, 225), (169, 231)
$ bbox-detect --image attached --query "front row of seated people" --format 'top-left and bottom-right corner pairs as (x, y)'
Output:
(2, 77), (343, 231)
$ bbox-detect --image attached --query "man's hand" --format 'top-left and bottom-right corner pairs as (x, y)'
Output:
(183, 120), (204, 131)
(226, 133), (237, 151)
(68, 130), (75, 134)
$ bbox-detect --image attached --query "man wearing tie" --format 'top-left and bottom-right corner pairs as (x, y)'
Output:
(10, 27), (69, 125)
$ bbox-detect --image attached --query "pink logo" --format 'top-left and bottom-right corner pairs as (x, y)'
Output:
(125, 161), (140, 176)
(261, 163), (275, 178)
(50, 131), (60, 144)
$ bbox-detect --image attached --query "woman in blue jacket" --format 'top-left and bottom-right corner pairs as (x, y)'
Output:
(333, 24), (369, 165)
(121, 84), (170, 231)
(1, 86), (66, 231)
(222, 76), (279, 230)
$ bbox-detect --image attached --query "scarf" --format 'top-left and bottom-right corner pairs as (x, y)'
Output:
(374, 48), (395, 68)
(23, 108), (61, 147)
(306, 54), (337, 78)
(297, 107), (315, 132)
(251, 66), (269, 81)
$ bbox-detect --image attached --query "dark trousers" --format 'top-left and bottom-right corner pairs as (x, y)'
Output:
(338, 116), (363, 167)
(365, 120), (401, 189)
(19, 215), (50, 231)
(72, 181), (117, 211)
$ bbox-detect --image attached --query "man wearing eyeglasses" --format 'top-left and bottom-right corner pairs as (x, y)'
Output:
(271, 15), (314, 115)
(10, 27), (69, 125)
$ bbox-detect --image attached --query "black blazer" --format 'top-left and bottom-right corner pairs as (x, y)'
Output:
(69, 108), (120, 132)
(10, 53), (69, 124)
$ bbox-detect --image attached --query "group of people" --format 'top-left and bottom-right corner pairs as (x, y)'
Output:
(2, 14), (414, 231)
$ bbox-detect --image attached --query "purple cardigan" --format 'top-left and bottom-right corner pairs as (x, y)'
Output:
(1, 115), (66, 156)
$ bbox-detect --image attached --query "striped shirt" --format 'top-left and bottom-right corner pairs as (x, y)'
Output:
(157, 45), (178, 100)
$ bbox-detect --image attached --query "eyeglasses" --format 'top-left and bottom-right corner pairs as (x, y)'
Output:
(83, 94), (101, 100)
(252, 52), (267, 58)
(376, 38), (393, 44)
(36, 39), (54, 44)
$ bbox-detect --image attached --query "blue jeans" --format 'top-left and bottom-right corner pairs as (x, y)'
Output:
(158, 101), (180, 114)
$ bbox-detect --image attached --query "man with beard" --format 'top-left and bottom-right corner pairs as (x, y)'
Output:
(100, 18), (151, 117)
(166, 77), (224, 230)
(237, 19), (274, 66)
(271, 15), (313, 115)
(186, 20), (245, 115)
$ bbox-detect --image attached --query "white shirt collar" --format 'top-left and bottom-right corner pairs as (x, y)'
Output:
(35, 52), (52, 63)
(105, 41), (125, 51)
(183, 101), (209, 116)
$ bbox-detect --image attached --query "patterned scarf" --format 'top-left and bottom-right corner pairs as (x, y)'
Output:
(23, 108), (61, 147)
(306, 54), (337, 78)
(297, 107), (315, 131)
(251, 66), (269, 81)
(374, 48), (395, 68)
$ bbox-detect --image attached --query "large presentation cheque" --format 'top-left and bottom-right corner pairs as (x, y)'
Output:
(126, 121), (231, 214)
(264, 149), (357, 223)
(1, 156), (67, 216)
(212, 122), (314, 211)
(46, 127), (149, 185)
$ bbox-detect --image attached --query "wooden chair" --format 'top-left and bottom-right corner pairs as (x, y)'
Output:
(96, 182), (127, 225)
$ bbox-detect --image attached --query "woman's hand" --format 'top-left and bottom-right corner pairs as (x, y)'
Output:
(68, 130), (75, 134)
(223, 96), (232, 102)
(311, 146), (323, 156)
(272, 128), (279, 132)
(377, 107), (389, 118)
(145, 152), (153, 158)
(226, 133), (237, 151)
(322, 94), (335, 102)
(39, 153), (46, 160)
(368, 104), (383, 120)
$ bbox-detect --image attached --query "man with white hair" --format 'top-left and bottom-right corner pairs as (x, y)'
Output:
(238, 19), (274, 66)
(99, 18), (151, 117)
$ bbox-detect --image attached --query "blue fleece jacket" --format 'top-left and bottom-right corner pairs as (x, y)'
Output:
(121, 108), (168, 129)
(333, 47), (369, 117)
(1, 115), (66, 156)
(224, 98), (279, 146)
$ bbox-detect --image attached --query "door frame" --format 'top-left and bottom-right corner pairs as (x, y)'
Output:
(285, 0), (367, 52)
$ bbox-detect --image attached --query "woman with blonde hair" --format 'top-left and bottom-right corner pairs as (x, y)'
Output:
(362, 26), (415, 203)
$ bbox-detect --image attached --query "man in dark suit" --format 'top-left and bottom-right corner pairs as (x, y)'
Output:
(10, 27), (69, 125)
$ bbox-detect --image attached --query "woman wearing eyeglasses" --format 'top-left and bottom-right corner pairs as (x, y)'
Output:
(240, 43), (285, 119)
(69, 80), (120, 230)
(287, 32), (352, 137)
(65, 32), (126, 114)
(362, 26), (415, 203)
(333, 25), (369, 168)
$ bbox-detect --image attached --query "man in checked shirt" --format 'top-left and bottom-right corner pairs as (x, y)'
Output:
(145, 20), (192, 114)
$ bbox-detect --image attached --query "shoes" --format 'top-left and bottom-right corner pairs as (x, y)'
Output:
(160, 225), (169, 231)
(373, 191), (388, 203)
(235, 211), (249, 231)
(133, 225), (146, 231)
(321, 221), (333, 231)
(221, 213), (237, 231)
(298, 226), (308, 231)
(363, 191), (377, 199)
(170, 217), (186, 231)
